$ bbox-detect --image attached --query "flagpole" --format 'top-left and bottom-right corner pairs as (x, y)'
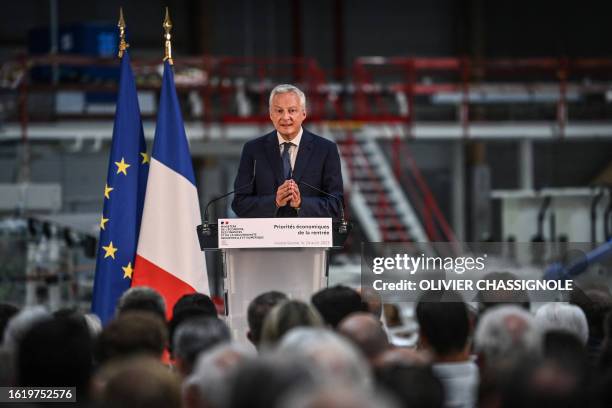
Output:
(117, 7), (129, 58)
(163, 7), (173, 65)
(91, 7), (150, 323)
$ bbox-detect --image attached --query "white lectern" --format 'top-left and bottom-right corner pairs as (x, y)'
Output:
(197, 218), (350, 342)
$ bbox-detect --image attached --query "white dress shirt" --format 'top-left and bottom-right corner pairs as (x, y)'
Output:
(277, 127), (303, 171)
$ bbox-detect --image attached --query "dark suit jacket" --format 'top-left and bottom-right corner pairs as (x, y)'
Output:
(231, 129), (344, 218)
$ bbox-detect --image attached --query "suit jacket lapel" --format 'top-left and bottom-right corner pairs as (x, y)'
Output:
(264, 131), (284, 186)
(292, 130), (314, 182)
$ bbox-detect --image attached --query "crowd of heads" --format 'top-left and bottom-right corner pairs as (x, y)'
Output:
(2, 283), (612, 407)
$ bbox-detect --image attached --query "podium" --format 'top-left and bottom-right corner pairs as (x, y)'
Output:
(197, 218), (350, 342)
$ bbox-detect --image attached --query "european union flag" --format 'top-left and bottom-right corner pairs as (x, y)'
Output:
(91, 51), (148, 324)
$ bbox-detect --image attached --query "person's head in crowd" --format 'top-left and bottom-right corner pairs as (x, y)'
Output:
(227, 354), (319, 408)
(173, 293), (217, 318)
(498, 358), (583, 408)
(376, 364), (444, 408)
(281, 384), (400, 408)
(168, 293), (218, 354)
(53, 307), (102, 340)
(311, 285), (366, 328)
(535, 302), (589, 345)
(279, 327), (372, 390)
(474, 304), (541, 371)
(96, 356), (181, 408)
(356, 286), (383, 319)
(116, 286), (167, 322)
(570, 286), (612, 347)
(416, 291), (478, 408)
(543, 330), (588, 376)
(172, 316), (231, 377)
(183, 343), (255, 408)
(338, 312), (389, 365)
(95, 312), (167, 364)
(18, 313), (93, 400)
(0, 303), (19, 342)
(260, 300), (324, 346)
(476, 271), (530, 314)
(247, 291), (288, 348)
(2, 305), (50, 351)
(415, 291), (471, 361)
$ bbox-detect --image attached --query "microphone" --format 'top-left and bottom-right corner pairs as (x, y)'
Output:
(297, 180), (348, 234)
(201, 160), (256, 236)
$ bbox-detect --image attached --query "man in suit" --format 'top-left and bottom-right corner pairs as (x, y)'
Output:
(231, 84), (344, 218)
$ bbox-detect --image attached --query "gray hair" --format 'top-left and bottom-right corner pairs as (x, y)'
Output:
(116, 286), (166, 319)
(2, 306), (50, 351)
(280, 385), (400, 408)
(183, 342), (255, 408)
(269, 84), (307, 111)
(474, 305), (541, 365)
(278, 327), (372, 390)
(173, 317), (231, 370)
(534, 302), (589, 345)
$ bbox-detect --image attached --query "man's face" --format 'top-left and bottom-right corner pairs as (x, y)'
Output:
(269, 92), (306, 141)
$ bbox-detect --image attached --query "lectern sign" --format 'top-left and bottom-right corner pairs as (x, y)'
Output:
(218, 218), (333, 249)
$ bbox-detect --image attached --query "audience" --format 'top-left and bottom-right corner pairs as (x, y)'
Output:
(281, 384), (399, 408)
(116, 286), (167, 322)
(376, 364), (445, 408)
(474, 304), (542, 371)
(279, 327), (372, 390)
(415, 291), (478, 408)
(570, 287), (612, 365)
(246, 290), (288, 348)
(17, 312), (94, 402)
(96, 356), (181, 408)
(172, 316), (231, 377)
(2, 305), (50, 351)
(95, 311), (167, 364)
(168, 293), (218, 353)
(311, 285), (366, 328)
(227, 354), (319, 408)
(356, 286), (383, 319)
(5, 281), (612, 408)
(260, 300), (324, 346)
(535, 302), (589, 344)
(338, 312), (390, 366)
(183, 343), (255, 408)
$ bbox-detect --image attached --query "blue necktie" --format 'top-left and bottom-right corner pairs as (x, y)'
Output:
(281, 142), (293, 180)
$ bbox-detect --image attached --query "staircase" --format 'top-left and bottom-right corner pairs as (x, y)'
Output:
(336, 132), (428, 243)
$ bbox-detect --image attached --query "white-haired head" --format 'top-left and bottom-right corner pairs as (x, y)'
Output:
(183, 342), (255, 408)
(278, 327), (372, 390)
(535, 302), (589, 345)
(269, 84), (307, 112)
(280, 384), (400, 408)
(474, 305), (541, 366)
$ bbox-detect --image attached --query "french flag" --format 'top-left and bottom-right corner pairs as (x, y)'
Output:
(132, 61), (209, 317)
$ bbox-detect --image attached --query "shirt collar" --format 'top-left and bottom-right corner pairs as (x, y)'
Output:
(277, 127), (303, 148)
